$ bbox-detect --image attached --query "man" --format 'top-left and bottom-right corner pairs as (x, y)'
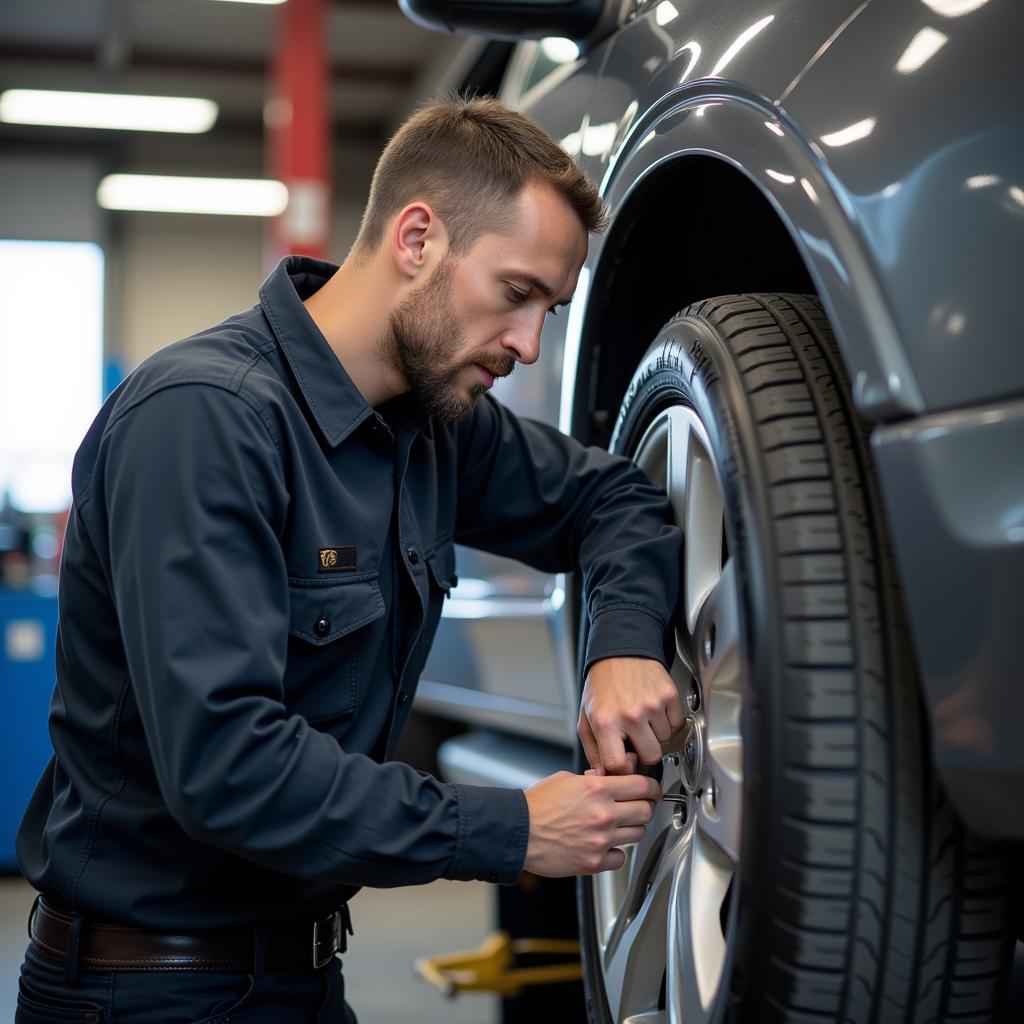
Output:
(16, 97), (683, 1022)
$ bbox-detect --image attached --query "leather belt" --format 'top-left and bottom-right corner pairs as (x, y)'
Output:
(30, 898), (352, 972)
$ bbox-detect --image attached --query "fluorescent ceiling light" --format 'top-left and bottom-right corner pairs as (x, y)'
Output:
(540, 38), (580, 63)
(98, 174), (288, 216)
(821, 117), (877, 147)
(656, 2), (679, 26)
(0, 89), (217, 133)
(675, 41), (702, 82)
(210, 1), (286, 5)
(921, 0), (989, 15)
(895, 27), (948, 74)
(710, 15), (774, 77)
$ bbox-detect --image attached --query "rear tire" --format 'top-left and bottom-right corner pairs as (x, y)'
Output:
(577, 293), (1015, 1023)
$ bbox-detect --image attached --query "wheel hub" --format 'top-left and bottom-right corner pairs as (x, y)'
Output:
(679, 716), (704, 794)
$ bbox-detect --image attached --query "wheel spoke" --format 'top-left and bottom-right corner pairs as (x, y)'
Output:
(667, 831), (733, 1024)
(696, 734), (742, 863)
(596, 801), (676, 1007)
(603, 827), (689, 1022)
(665, 406), (692, 531)
(678, 417), (724, 634)
(695, 557), (741, 699)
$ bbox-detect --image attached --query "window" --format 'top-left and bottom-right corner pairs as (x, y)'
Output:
(0, 240), (104, 513)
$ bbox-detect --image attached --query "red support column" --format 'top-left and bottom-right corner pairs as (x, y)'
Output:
(266, 0), (331, 266)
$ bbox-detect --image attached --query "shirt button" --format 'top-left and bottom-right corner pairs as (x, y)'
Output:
(398, 691), (408, 703)
(315, 616), (331, 638)
(407, 547), (420, 565)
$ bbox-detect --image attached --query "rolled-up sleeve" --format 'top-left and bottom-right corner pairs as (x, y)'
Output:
(454, 395), (681, 674)
(100, 382), (527, 886)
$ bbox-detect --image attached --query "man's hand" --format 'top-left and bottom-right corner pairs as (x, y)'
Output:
(578, 657), (685, 775)
(523, 771), (661, 876)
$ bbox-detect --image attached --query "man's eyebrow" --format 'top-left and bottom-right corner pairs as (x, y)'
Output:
(512, 273), (572, 305)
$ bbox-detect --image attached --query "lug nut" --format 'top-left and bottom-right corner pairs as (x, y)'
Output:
(687, 680), (701, 713)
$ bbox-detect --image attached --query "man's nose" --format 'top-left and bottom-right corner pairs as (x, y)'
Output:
(502, 319), (543, 366)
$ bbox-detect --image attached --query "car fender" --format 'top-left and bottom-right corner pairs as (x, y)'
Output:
(778, 0), (1024, 415)
(562, 83), (926, 425)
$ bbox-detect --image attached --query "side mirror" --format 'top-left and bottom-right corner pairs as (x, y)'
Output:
(399, 0), (624, 45)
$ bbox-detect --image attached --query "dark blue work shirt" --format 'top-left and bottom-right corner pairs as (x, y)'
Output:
(17, 256), (680, 930)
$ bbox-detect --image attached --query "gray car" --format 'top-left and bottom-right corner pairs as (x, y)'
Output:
(399, 1), (1024, 1021)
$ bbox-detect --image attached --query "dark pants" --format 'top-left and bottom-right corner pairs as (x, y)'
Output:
(16, 942), (358, 1023)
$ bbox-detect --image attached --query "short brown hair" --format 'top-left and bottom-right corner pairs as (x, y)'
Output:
(351, 95), (607, 260)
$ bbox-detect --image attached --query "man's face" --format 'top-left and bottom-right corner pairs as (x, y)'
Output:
(383, 179), (589, 423)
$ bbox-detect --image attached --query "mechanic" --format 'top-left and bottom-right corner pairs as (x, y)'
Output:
(15, 96), (684, 1023)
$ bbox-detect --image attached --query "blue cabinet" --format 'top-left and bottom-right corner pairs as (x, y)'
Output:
(0, 589), (57, 871)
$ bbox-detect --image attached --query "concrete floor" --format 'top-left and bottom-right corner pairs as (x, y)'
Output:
(0, 874), (498, 1023)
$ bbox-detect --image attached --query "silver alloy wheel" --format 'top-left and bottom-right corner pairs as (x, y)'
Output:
(591, 404), (744, 1024)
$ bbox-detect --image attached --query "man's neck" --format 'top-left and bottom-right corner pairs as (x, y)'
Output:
(302, 257), (407, 408)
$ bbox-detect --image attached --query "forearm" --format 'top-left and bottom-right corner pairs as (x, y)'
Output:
(157, 709), (528, 887)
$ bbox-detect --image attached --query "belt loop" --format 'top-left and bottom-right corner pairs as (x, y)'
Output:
(64, 913), (85, 986)
(339, 904), (353, 955)
(26, 894), (40, 940)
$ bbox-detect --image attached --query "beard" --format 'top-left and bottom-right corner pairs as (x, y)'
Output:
(381, 256), (515, 423)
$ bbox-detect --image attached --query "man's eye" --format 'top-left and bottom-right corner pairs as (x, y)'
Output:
(508, 288), (528, 305)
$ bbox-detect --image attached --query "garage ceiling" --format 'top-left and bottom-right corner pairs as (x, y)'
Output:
(0, 0), (477, 174)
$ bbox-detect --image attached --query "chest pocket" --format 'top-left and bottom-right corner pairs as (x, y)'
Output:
(285, 576), (384, 723)
(419, 544), (457, 670)
(426, 544), (457, 597)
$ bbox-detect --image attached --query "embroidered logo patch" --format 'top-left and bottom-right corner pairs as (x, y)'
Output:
(318, 547), (356, 573)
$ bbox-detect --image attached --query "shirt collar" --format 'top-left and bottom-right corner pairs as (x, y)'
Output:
(258, 255), (431, 447)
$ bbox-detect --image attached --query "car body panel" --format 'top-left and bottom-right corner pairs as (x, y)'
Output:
(782, 0), (1024, 414)
(872, 397), (1024, 838)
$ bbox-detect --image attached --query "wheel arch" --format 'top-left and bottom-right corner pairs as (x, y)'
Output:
(564, 91), (925, 449)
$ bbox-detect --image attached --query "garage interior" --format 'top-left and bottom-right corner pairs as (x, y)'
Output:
(1, 0), (1021, 1022)
(0, 1), (509, 1020)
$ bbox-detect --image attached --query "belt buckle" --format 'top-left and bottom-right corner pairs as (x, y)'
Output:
(312, 911), (341, 969)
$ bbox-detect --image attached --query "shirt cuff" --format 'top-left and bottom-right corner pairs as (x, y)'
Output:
(584, 606), (674, 678)
(445, 784), (529, 885)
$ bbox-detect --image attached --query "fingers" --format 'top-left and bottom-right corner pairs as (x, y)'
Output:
(666, 693), (686, 734)
(614, 825), (647, 846)
(623, 723), (662, 767)
(602, 774), (662, 804)
(600, 847), (626, 872)
(612, 797), (657, 829)
(578, 713), (604, 774)
(650, 708), (676, 745)
(593, 721), (631, 775)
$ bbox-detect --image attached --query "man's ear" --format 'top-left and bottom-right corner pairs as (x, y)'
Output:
(392, 202), (446, 281)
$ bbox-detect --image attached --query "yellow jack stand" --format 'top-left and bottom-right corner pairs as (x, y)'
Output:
(414, 930), (582, 999)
